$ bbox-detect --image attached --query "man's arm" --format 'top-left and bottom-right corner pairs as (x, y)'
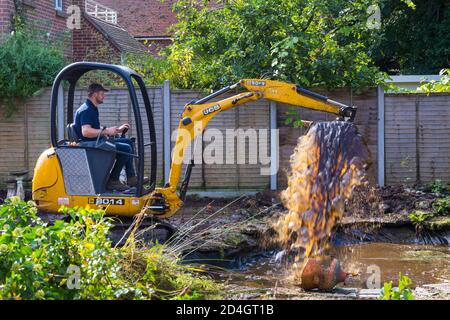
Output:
(81, 125), (119, 138)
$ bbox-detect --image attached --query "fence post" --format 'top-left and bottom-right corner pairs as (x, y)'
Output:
(57, 84), (65, 141)
(270, 101), (278, 190)
(377, 85), (385, 187)
(163, 80), (171, 184)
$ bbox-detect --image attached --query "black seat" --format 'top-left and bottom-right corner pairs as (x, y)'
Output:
(67, 123), (80, 142)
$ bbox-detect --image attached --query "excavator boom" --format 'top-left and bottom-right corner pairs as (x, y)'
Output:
(144, 79), (356, 218)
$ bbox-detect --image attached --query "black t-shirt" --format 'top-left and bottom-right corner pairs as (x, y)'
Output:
(74, 99), (100, 141)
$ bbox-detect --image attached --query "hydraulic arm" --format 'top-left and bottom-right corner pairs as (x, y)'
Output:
(143, 79), (357, 218)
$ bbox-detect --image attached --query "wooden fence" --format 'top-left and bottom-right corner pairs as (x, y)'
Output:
(384, 93), (450, 185)
(0, 86), (448, 190)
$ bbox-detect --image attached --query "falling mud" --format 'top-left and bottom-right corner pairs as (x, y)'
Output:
(274, 121), (369, 283)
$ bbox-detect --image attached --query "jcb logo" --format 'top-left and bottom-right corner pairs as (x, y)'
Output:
(248, 80), (266, 86)
(203, 104), (221, 115)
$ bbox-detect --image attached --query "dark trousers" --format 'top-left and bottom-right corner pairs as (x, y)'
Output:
(110, 137), (136, 181)
(81, 137), (136, 181)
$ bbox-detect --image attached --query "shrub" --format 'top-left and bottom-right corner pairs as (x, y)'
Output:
(0, 29), (66, 117)
(424, 179), (449, 195)
(0, 198), (134, 299)
(0, 198), (222, 300)
(432, 197), (450, 216)
(408, 210), (434, 229)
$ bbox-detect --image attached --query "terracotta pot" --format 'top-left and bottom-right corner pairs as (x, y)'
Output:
(300, 256), (347, 291)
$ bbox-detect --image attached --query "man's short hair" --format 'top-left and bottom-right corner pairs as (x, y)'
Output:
(88, 83), (109, 96)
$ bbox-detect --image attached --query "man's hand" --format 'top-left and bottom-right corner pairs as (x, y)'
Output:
(104, 126), (120, 136)
(118, 124), (130, 133)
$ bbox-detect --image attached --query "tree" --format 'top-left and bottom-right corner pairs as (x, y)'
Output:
(372, 0), (450, 75)
(131, 0), (387, 90)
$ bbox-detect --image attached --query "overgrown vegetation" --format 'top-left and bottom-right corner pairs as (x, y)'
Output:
(126, 0), (449, 92)
(0, 20), (66, 117)
(0, 198), (222, 300)
(379, 273), (414, 300)
(432, 197), (450, 216)
(372, 0), (449, 75)
(409, 192), (450, 230)
(126, 0), (388, 91)
(424, 179), (449, 195)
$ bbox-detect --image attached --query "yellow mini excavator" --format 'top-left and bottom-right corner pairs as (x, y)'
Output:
(32, 62), (356, 237)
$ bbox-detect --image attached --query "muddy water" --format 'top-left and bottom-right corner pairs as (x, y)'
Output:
(222, 243), (450, 290)
(274, 121), (369, 281)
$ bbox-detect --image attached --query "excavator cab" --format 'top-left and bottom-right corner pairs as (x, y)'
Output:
(32, 62), (157, 215)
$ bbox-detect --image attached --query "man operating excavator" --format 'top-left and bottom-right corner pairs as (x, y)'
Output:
(73, 83), (149, 191)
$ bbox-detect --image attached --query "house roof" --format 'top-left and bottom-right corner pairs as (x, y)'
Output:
(84, 13), (148, 54)
(93, 0), (178, 38)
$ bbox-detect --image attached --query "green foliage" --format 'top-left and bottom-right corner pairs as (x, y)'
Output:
(120, 244), (222, 300)
(417, 69), (450, 94)
(424, 179), (449, 195)
(409, 210), (434, 229)
(0, 29), (65, 117)
(379, 273), (414, 300)
(432, 197), (450, 216)
(128, 0), (387, 90)
(0, 198), (222, 300)
(123, 53), (189, 88)
(0, 198), (132, 299)
(409, 196), (449, 230)
(372, 0), (449, 74)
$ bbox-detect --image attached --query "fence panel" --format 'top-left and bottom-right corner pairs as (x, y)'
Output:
(1, 86), (448, 190)
(385, 93), (450, 185)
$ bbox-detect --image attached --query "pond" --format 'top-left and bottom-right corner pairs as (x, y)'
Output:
(216, 243), (450, 292)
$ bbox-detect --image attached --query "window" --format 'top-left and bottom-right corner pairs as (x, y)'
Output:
(55, 0), (63, 11)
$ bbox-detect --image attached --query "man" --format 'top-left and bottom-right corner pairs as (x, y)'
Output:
(73, 83), (148, 191)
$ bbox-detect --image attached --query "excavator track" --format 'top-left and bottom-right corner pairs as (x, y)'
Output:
(37, 212), (177, 246)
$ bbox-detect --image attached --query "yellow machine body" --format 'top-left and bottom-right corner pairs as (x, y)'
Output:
(32, 147), (154, 216)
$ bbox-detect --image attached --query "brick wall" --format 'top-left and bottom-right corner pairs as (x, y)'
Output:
(0, 0), (72, 57)
(22, 1), (71, 37)
(98, 0), (177, 53)
(98, 0), (177, 37)
(72, 15), (121, 63)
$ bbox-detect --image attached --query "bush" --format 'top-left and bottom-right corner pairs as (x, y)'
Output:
(432, 197), (450, 216)
(0, 198), (133, 299)
(379, 274), (414, 300)
(0, 198), (222, 300)
(424, 179), (449, 195)
(408, 210), (434, 230)
(0, 29), (66, 117)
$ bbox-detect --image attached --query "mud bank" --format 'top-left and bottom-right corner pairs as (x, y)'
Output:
(168, 188), (449, 300)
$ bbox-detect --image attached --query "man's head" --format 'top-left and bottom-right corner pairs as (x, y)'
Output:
(88, 83), (109, 106)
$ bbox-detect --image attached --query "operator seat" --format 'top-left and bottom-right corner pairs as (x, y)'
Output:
(67, 123), (80, 142)
(55, 124), (117, 195)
